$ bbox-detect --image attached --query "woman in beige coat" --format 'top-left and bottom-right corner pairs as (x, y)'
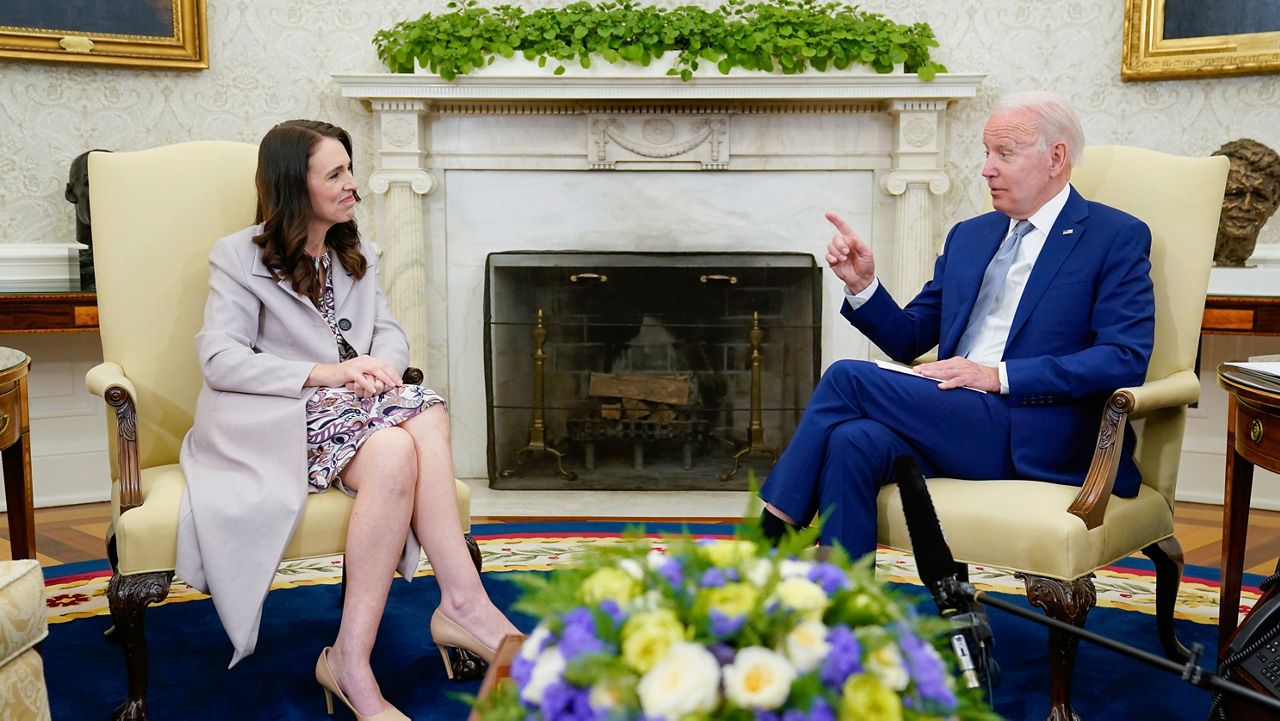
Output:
(177, 119), (519, 720)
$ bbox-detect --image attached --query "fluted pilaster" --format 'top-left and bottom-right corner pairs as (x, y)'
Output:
(882, 169), (951, 298)
(368, 100), (434, 373)
(885, 99), (951, 299)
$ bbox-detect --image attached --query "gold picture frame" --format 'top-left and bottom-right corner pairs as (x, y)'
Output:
(1122, 0), (1280, 81)
(0, 0), (207, 70)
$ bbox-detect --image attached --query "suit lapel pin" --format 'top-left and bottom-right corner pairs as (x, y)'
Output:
(1062, 229), (1074, 235)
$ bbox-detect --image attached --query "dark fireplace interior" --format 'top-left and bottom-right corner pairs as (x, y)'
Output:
(485, 251), (820, 490)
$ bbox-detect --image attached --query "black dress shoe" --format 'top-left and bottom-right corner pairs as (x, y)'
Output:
(760, 509), (800, 544)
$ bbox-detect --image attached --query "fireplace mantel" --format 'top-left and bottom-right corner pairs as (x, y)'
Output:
(333, 71), (983, 480)
(333, 70), (984, 102)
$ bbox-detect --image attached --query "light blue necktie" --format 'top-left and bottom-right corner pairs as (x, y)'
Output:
(955, 219), (1034, 358)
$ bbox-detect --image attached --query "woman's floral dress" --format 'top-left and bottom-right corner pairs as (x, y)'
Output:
(303, 252), (444, 492)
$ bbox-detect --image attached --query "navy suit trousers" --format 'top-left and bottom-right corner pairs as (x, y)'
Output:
(760, 359), (1018, 559)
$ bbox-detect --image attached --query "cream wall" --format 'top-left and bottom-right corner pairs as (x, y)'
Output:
(1, 0), (1277, 508)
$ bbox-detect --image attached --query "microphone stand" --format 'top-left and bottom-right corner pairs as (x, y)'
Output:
(947, 580), (1280, 714)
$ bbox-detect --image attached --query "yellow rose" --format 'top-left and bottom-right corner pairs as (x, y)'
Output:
(701, 539), (758, 568)
(775, 577), (828, 618)
(581, 567), (640, 606)
(704, 582), (759, 618)
(839, 673), (902, 721)
(621, 609), (686, 673)
(837, 589), (898, 626)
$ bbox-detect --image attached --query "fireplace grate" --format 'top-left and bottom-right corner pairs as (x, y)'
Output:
(484, 251), (820, 491)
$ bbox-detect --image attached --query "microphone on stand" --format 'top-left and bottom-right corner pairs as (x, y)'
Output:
(893, 455), (998, 691)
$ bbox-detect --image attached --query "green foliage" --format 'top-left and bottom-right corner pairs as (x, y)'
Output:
(373, 0), (946, 81)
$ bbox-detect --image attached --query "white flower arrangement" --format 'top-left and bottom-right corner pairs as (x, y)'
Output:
(472, 529), (998, 721)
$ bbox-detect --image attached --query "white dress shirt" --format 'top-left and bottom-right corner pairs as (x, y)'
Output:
(844, 183), (1073, 393)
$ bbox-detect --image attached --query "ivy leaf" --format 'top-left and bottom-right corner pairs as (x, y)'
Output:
(373, 0), (944, 82)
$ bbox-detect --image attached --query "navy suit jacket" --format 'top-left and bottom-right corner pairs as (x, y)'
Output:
(841, 187), (1155, 497)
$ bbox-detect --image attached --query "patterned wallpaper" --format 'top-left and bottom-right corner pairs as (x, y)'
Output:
(2, 0), (1278, 251)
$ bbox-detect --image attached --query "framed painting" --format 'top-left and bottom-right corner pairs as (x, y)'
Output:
(1122, 0), (1280, 80)
(0, 0), (207, 69)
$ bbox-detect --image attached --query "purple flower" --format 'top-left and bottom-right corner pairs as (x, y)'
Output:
(897, 629), (957, 709)
(658, 557), (684, 587)
(800, 699), (835, 721)
(540, 681), (598, 721)
(708, 642), (737, 666)
(559, 607), (604, 661)
(807, 563), (850, 595)
(511, 653), (536, 688)
(756, 698), (834, 721)
(709, 609), (746, 637)
(598, 599), (627, 626)
(701, 567), (728, 588)
(820, 625), (862, 688)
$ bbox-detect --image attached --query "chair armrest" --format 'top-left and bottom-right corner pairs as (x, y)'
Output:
(1124, 370), (1200, 415)
(404, 367), (423, 385)
(1066, 370), (1200, 529)
(86, 361), (137, 401)
(85, 362), (143, 512)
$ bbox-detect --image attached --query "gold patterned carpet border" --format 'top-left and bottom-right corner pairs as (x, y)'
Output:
(44, 532), (1257, 627)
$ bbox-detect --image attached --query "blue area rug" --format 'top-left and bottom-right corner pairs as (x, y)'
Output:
(40, 521), (1240, 720)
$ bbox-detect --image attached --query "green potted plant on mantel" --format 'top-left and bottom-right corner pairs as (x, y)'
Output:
(373, 0), (947, 82)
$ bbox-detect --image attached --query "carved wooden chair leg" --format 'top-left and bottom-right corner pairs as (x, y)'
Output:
(466, 533), (482, 572)
(1142, 536), (1190, 661)
(107, 570), (173, 721)
(103, 534), (122, 642)
(1021, 573), (1096, 721)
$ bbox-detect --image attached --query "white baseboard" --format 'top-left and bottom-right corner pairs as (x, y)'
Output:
(0, 449), (111, 512)
(1175, 447), (1280, 510)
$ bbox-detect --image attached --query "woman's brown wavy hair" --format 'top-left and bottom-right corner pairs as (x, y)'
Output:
(252, 119), (367, 304)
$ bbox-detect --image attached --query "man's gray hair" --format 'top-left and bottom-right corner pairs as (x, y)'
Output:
(995, 91), (1085, 167)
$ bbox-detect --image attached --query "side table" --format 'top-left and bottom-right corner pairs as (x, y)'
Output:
(1215, 363), (1280, 657)
(0, 347), (33, 559)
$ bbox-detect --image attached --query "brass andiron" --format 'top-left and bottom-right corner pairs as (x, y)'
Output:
(500, 308), (576, 481)
(721, 311), (778, 482)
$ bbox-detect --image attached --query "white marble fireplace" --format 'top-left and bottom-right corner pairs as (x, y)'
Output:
(334, 70), (983, 481)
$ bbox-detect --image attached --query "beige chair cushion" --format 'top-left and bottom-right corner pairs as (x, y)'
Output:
(0, 650), (50, 721)
(112, 465), (474, 576)
(877, 480), (1174, 581)
(0, 561), (45, 666)
(0, 560), (49, 721)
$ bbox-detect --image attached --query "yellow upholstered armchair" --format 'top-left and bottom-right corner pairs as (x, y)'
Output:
(85, 142), (477, 720)
(876, 146), (1229, 719)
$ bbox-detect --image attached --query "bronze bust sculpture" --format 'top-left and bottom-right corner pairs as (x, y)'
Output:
(64, 149), (110, 290)
(1211, 139), (1280, 267)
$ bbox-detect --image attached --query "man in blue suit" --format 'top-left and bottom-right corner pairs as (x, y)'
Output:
(759, 91), (1155, 557)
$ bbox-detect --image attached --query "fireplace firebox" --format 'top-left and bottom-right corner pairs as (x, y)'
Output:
(485, 251), (820, 490)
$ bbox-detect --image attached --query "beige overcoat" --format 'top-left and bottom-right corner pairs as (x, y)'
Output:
(177, 225), (420, 666)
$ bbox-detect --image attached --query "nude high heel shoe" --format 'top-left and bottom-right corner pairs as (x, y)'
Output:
(314, 647), (409, 721)
(430, 609), (497, 681)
